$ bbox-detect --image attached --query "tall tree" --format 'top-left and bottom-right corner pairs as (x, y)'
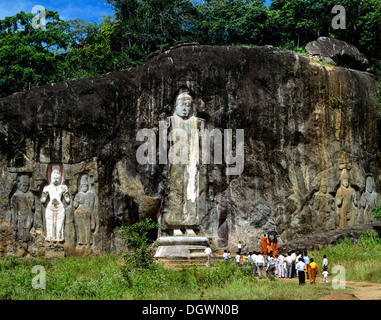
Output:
(0, 10), (70, 98)
(107, 0), (200, 55)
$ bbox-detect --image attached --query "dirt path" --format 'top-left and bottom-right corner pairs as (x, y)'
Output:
(347, 281), (381, 300)
(319, 281), (381, 300)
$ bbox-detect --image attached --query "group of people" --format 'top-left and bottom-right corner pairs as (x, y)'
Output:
(220, 236), (330, 284)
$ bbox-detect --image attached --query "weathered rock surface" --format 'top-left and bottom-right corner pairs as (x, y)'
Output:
(306, 37), (369, 70)
(279, 221), (381, 252)
(0, 44), (379, 256)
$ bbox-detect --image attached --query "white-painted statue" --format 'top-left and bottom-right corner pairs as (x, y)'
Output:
(41, 166), (70, 243)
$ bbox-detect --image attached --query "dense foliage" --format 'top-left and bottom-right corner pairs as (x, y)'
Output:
(116, 218), (160, 271)
(0, 0), (380, 98)
(0, 230), (380, 299)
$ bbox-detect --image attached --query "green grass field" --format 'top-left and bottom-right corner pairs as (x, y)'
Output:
(1, 230), (380, 300)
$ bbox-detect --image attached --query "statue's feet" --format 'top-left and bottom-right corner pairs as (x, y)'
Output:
(185, 229), (196, 236)
(173, 229), (183, 236)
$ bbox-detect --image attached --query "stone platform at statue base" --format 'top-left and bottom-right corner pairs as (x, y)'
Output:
(44, 246), (65, 259)
(154, 236), (209, 259)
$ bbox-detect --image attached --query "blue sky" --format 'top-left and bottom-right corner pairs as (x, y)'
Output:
(0, 0), (273, 23)
(0, 0), (115, 22)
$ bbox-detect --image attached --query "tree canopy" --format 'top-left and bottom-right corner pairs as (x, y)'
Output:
(0, 0), (380, 98)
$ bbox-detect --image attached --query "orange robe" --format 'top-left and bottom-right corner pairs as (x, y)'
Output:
(260, 237), (266, 254)
(272, 239), (279, 257)
(266, 238), (272, 255)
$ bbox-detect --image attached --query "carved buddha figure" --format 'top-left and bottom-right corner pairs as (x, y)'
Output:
(162, 91), (206, 236)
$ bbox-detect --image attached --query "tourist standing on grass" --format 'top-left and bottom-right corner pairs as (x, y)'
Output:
(252, 251), (257, 275)
(309, 258), (318, 284)
(303, 251), (310, 282)
(322, 270), (329, 283)
(322, 254), (328, 272)
(247, 252), (253, 268)
(291, 251), (297, 278)
(205, 245), (212, 266)
(277, 252), (285, 278)
(235, 252), (241, 265)
(256, 252), (265, 277)
(267, 254), (276, 280)
(284, 253), (292, 278)
(237, 241), (242, 255)
(296, 257), (306, 285)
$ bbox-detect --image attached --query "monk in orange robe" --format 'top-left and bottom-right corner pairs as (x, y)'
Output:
(260, 235), (267, 254)
(266, 235), (272, 255)
(272, 236), (279, 257)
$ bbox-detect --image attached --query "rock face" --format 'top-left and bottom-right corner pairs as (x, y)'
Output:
(279, 221), (381, 252)
(306, 37), (369, 70)
(0, 45), (379, 257)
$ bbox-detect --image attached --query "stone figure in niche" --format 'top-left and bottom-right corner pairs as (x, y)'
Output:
(41, 165), (70, 244)
(312, 180), (335, 230)
(358, 175), (380, 224)
(10, 174), (34, 242)
(162, 91), (206, 236)
(335, 169), (358, 228)
(73, 174), (96, 248)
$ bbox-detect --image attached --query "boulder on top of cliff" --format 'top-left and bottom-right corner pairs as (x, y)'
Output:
(306, 37), (368, 70)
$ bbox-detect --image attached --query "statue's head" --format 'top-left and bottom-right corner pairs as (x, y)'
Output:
(320, 184), (327, 194)
(174, 92), (193, 119)
(52, 169), (61, 186)
(340, 169), (350, 188)
(17, 175), (30, 193)
(79, 175), (89, 193)
(366, 176), (375, 193)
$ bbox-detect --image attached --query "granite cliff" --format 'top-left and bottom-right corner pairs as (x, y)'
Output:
(0, 44), (378, 257)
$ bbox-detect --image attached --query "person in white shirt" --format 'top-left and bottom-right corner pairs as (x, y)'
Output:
(322, 270), (329, 283)
(256, 252), (265, 277)
(205, 245), (212, 266)
(295, 252), (302, 277)
(290, 251), (297, 278)
(266, 255), (276, 280)
(237, 241), (242, 255)
(251, 252), (257, 275)
(296, 257), (306, 285)
(223, 250), (229, 260)
(235, 252), (240, 265)
(284, 253), (292, 278)
(322, 254), (328, 272)
(277, 253), (285, 278)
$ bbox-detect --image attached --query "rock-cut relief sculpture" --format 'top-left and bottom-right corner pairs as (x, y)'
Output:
(40, 165), (70, 244)
(10, 174), (35, 243)
(335, 169), (358, 228)
(358, 175), (380, 224)
(73, 174), (96, 248)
